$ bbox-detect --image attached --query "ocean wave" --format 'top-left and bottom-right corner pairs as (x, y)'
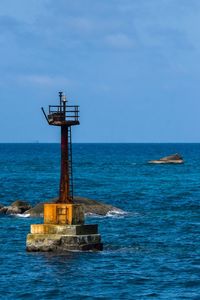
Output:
(101, 245), (142, 253)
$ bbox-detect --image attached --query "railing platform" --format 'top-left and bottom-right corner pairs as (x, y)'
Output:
(42, 104), (79, 126)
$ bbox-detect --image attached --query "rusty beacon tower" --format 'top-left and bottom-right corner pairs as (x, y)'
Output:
(26, 92), (103, 252)
(42, 91), (79, 203)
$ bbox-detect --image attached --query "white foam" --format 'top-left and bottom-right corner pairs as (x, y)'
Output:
(14, 210), (128, 219)
(86, 209), (128, 218)
(15, 213), (30, 218)
(106, 209), (128, 217)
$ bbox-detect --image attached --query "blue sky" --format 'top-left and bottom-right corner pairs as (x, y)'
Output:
(0, 0), (200, 142)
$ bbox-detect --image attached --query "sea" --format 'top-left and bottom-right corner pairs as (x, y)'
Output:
(0, 143), (199, 299)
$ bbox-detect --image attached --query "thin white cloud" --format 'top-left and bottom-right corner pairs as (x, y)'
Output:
(65, 17), (93, 34)
(18, 74), (74, 87)
(105, 33), (135, 49)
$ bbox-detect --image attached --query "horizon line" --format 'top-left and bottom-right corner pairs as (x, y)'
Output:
(0, 142), (200, 144)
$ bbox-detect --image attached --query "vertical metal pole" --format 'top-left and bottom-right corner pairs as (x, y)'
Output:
(63, 99), (66, 119)
(59, 125), (72, 203)
(59, 91), (62, 112)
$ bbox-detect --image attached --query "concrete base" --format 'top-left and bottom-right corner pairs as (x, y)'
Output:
(26, 224), (103, 252)
(31, 224), (98, 235)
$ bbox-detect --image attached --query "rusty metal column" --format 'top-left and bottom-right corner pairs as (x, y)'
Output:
(59, 125), (71, 203)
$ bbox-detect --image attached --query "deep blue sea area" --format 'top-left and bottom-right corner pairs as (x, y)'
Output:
(0, 143), (200, 299)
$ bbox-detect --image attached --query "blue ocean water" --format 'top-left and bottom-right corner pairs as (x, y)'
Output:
(0, 143), (200, 299)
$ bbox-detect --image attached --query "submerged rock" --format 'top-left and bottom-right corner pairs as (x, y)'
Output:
(148, 153), (184, 164)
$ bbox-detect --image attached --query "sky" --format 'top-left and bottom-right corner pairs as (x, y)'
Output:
(0, 0), (200, 143)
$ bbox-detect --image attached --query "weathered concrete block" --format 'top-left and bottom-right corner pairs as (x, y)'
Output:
(31, 224), (98, 235)
(26, 233), (103, 252)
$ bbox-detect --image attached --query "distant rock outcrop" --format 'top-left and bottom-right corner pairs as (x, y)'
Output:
(25, 196), (122, 217)
(148, 153), (184, 164)
(0, 197), (123, 217)
(0, 200), (31, 215)
(73, 196), (119, 216)
(25, 202), (44, 217)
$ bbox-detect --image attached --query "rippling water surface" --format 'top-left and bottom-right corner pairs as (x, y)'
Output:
(0, 143), (200, 299)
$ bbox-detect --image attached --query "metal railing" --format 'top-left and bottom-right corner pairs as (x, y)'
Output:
(48, 105), (79, 122)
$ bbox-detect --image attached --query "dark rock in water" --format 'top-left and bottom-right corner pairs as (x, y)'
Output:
(73, 196), (119, 216)
(12, 200), (31, 211)
(148, 153), (184, 164)
(6, 200), (32, 214)
(0, 200), (32, 215)
(0, 197), (123, 217)
(25, 196), (122, 217)
(0, 204), (6, 213)
(25, 203), (44, 217)
(0, 206), (8, 214)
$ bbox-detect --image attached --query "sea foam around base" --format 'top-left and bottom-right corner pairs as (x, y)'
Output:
(15, 209), (128, 219)
(86, 208), (128, 218)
